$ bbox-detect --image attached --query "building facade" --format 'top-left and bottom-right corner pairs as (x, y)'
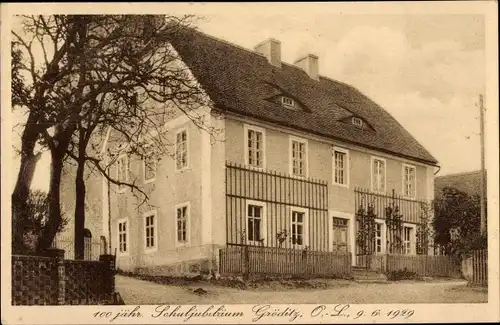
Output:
(61, 28), (438, 273)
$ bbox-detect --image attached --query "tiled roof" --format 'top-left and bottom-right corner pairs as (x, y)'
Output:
(169, 28), (438, 165)
(435, 170), (486, 197)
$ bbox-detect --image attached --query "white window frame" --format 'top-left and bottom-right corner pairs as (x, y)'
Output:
(371, 156), (387, 193)
(289, 135), (308, 177)
(281, 96), (296, 109)
(116, 154), (129, 193)
(175, 128), (189, 172)
(143, 210), (158, 253)
(245, 199), (267, 246)
(332, 146), (349, 188)
(175, 202), (190, 247)
(143, 147), (157, 184)
(402, 163), (417, 198)
(290, 207), (309, 248)
(373, 220), (386, 254)
(402, 223), (417, 255)
(243, 124), (266, 169)
(117, 218), (129, 256)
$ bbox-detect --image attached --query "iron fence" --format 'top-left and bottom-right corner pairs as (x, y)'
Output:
(51, 235), (102, 261)
(354, 188), (433, 268)
(225, 162), (329, 251)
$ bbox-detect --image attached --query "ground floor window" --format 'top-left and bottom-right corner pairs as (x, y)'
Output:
(144, 211), (157, 251)
(373, 222), (383, 254)
(117, 219), (128, 254)
(332, 217), (348, 252)
(403, 226), (414, 254)
(291, 208), (307, 248)
(247, 205), (262, 243)
(246, 200), (266, 245)
(176, 203), (189, 245)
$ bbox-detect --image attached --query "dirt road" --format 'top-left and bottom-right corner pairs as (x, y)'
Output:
(116, 275), (487, 305)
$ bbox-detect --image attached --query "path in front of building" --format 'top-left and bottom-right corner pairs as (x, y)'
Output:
(115, 275), (487, 305)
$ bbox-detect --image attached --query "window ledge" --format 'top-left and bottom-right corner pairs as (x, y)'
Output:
(244, 164), (266, 171)
(175, 242), (190, 248)
(144, 247), (157, 254)
(117, 187), (128, 194)
(333, 182), (349, 189)
(144, 178), (156, 184)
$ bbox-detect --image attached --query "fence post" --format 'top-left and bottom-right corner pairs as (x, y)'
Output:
(99, 254), (116, 302)
(44, 248), (65, 305)
(243, 245), (249, 280)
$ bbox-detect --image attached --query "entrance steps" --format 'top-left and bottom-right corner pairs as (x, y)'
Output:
(352, 266), (387, 283)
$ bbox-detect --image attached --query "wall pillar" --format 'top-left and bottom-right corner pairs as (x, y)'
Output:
(43, 248), (65, 305)
(99, 254), (116, 302)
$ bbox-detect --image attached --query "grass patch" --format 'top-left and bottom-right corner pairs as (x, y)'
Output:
(386, 268), (421, 281)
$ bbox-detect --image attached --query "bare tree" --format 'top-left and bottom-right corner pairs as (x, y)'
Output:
(12, 14), (220, 256)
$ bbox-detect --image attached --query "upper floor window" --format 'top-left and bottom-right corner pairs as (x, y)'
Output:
(116, 154), (128, 192)
(403, 164), (416, 198)
(175, 129), (188, 171)
(290, 136), (307, 177)
(352, 117), (364, 127)
(143, 148), (156, 183)
(333, 147), (349, 187)
(281, 96), (296, 109)
(245, 125), (265, 168)
(371, 157), (386, 193)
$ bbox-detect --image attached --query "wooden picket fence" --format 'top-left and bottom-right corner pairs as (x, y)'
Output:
(471, 249), (488, 286)
(359, 254), (461, 277)
(219, 244), (352, 278)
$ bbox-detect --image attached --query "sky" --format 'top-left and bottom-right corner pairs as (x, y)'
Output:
(9, 10), (487, 191)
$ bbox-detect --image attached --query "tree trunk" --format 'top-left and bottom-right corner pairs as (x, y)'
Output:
(36, 152), (64, 252)
(12, 114), (42, 254)
(74, 130), (87, 260)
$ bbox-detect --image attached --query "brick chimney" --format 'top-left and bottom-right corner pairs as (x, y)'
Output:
(254, 38), (281, 68)
(294, 54), (319, 80)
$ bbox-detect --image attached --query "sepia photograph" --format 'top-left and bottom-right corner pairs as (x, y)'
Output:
(1, 2), (498, 324)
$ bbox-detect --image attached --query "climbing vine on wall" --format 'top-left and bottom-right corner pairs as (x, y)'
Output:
(385, 201), (404, 254)
(356, 203), (377, 255)
(416, 202), (433, 255)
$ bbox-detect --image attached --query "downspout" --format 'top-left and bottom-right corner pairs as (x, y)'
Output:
(107, 163), (112, 254)
(433, 165), (441, 175)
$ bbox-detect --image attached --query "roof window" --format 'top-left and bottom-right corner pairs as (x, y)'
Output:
(281, 96), (296, 109)
(352, 117), (364, 128)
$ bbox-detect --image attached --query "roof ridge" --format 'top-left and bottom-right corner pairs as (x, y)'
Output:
(436, 170), (484, 178)
(188, 27), (360, 86)
(187, 27), (268, 58)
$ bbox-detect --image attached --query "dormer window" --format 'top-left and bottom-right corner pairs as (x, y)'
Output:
(281, 96), (296, 109)
(352, 117), (364, 128)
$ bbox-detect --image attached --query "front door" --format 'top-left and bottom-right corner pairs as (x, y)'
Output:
(332, 217), (348, 252)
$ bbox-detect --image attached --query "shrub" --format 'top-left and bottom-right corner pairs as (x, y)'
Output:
(386, 268), (419, 281)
